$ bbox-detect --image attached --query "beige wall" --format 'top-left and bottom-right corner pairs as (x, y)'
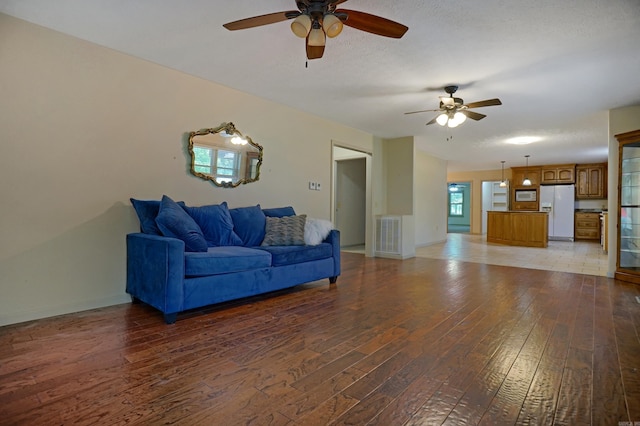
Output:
(447, 169), (512, 234)
(414, 148), (448, 246)
(383, 137), (414, 215)
(0, 14), (376, 325)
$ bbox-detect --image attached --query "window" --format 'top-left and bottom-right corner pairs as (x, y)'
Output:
(449, 192), (464, 217)
(193, 146), (240, 183)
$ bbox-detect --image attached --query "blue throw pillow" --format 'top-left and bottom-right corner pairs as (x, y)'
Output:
(130, 198), (186, 235)
(262, 206), (296, 218)
(229, 205), (266, 247)
(155, 195), (208, 252)
(185, 202), (243, 247)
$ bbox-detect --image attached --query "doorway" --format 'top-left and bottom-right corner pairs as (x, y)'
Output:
(447, 181), (471, 233)
(332, 144), (371, 254)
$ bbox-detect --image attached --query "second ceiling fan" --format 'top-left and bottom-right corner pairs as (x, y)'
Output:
(223, 1), (408, 60)
(405, 85), (502, 128)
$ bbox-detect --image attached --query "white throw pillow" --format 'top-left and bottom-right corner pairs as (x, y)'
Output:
(304, 218), (334, 245)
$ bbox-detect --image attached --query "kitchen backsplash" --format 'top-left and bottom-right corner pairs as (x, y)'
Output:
(574, 199), (608, 211)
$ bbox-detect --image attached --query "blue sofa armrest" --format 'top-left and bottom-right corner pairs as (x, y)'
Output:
(126, 233), (185, 319)
(324, 229), (341, 282)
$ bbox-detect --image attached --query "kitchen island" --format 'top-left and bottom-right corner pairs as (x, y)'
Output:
(487, 211), (549, 248)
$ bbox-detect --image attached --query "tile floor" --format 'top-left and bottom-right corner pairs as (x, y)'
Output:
(343, 233), (610, 277)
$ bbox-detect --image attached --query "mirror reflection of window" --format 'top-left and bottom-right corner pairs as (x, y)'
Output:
(193, 146), (241, 183)
(188, 122), (262, 188)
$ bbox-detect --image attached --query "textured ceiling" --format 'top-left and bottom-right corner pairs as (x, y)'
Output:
(2, 0), (639, 171)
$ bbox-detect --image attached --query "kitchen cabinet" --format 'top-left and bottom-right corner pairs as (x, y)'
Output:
(574, 212), (600, 240)
(510, 166), (540, 211)
(511, 166), (541, 188)
(487, 211), (548, 248)
(576, 163), (607, 199)
(616, 129), (640, 284)
(541, 164), (575, 184)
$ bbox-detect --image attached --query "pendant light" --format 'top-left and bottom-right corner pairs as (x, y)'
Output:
(499, 161), (507, 187)
(522, 155), (532, 186)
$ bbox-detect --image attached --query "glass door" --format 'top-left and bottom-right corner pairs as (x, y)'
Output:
(616, 129), (640, 283)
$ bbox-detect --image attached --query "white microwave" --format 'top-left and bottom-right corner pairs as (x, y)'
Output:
(515, 189), (537, 201)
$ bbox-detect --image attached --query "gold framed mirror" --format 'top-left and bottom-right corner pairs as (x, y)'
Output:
(188, 122), (262, 188)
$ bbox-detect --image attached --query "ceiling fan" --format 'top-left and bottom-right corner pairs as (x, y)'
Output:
(223, 1), (408, 60)
(405, 85), (502, 128)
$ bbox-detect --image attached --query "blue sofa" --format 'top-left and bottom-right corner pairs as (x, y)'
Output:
(126, 196), (340, 323)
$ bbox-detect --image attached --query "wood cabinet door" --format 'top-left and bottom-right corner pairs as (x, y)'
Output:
(556, 167), (575, 183)
(576, 167), (590, 197)
(541, 168), (557, 184)
(587, 167), (604, 198)
(576, 164), (606, 198)
(541, 166), (575, 184)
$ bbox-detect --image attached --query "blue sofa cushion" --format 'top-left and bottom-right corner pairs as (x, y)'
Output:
(257, 243), (332, 267)
(262, 206), (296, 218)
(229, 205), (266, 247)
(262, 214), (306, 246)
(156, 195), (208, 252)
(131, 198), (185, 235)
(184, 246), (272, 277)
(185, 202), (243, 247)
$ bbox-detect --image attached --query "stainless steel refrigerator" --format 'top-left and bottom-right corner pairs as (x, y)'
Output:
(540, 185), (575, 241)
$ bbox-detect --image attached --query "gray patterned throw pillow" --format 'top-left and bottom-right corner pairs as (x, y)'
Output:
(261, 214), (307, 246)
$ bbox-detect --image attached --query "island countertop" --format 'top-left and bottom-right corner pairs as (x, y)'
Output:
(487, 211), (549, 248)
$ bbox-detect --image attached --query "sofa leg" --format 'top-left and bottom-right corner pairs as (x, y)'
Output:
(163, 313), (177, 324)
(329, 276), (338, 284)
(131, 296), (142, 304)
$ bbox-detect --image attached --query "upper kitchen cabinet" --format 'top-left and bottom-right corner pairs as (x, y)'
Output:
(576, 163), (607, 199)
(511, 166), (541, 188)
(541, 164), (576, 184)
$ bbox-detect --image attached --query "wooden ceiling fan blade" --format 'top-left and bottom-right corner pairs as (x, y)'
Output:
(404, 109), (440, 115)
(337, 9), (408, 38)
(464, 98), (502, 109)
(306, 42), (325, 60)
(462, 110), (486, 121)
(426, 116), (440, 125)
(223, 11), (298, 31)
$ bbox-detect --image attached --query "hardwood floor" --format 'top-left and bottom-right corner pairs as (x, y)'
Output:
(1, 253), (639, 425)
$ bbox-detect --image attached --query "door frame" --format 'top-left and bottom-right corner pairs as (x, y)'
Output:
(331, 142), (373, 256)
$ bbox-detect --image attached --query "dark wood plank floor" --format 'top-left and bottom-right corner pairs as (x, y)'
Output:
(1, 253), (640, 425)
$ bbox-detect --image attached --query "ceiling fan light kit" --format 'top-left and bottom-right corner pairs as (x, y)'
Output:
(437, 111), (467, 128)
(405, 85), (502, 128)
(322, 13), (343, 37)
(291, 14), (312, 37)
(223, 1), (408, 60)
(308, 21), (326, 46)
